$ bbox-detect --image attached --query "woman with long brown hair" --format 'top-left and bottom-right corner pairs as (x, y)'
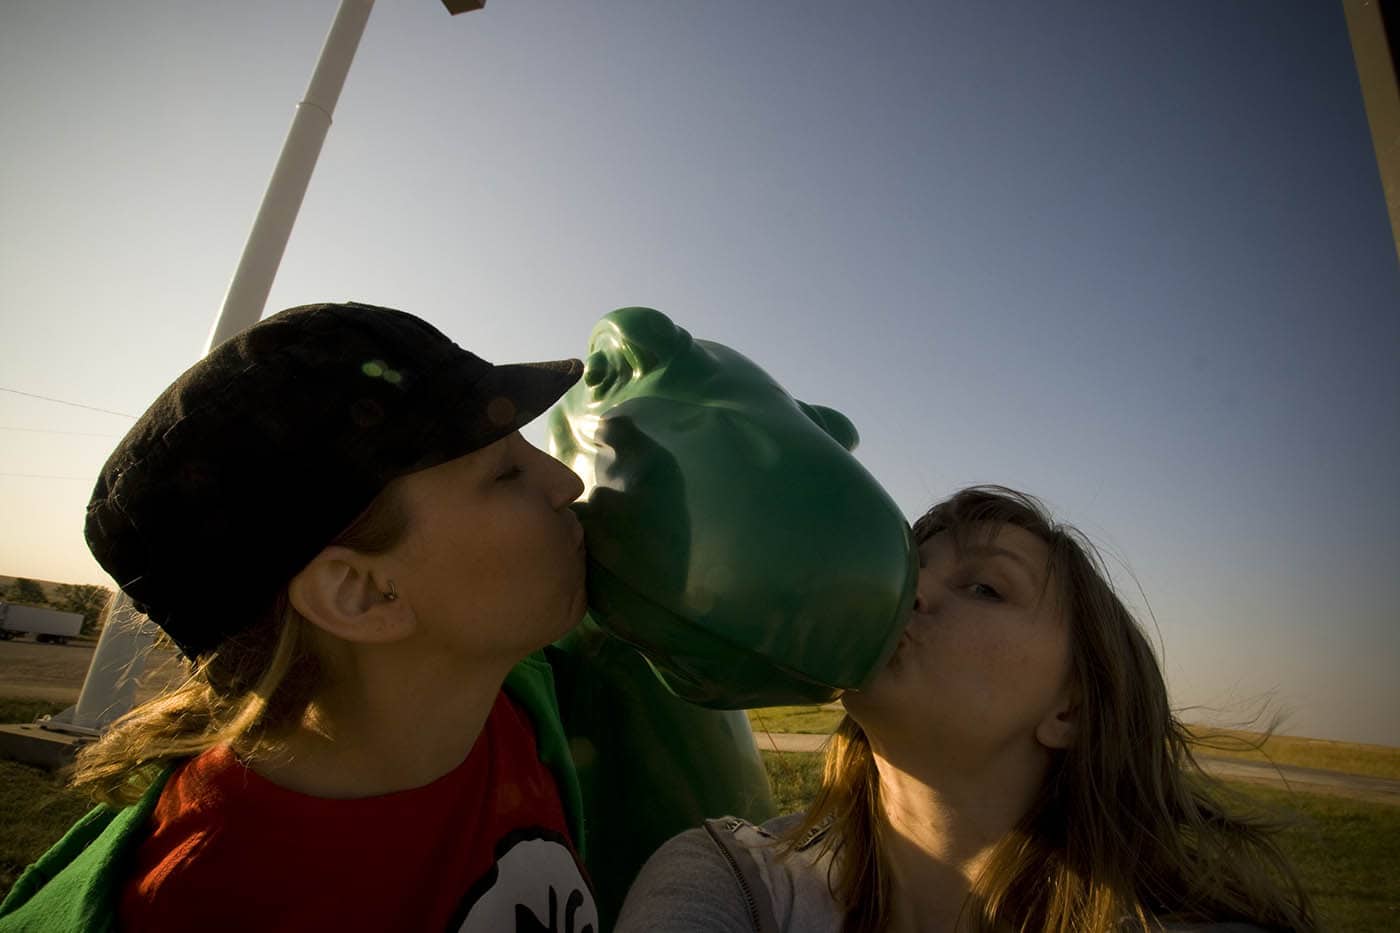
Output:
(618, 486), (1316, 932)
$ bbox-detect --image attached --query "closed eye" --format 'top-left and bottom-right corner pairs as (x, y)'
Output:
(967, 582), (1002, 601)
(496, 465), (524, 482)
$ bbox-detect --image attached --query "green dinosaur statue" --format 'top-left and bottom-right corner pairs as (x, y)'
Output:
(549, 306), (916, 707)
(545, 308), (916, 926)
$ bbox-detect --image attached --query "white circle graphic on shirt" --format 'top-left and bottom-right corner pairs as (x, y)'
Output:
(453, 830), (597, 933)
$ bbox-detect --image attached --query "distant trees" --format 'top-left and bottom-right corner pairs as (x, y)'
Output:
(6, 577), (48, 606)
(54, 583), (114, 636)
(1, 579), (114, 635)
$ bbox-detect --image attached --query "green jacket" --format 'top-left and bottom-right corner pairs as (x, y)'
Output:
(0, 654), (582, 933)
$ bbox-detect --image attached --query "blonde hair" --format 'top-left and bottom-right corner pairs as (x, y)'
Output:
(790, 486), (1318, 933)
(71, 487), (409, 806)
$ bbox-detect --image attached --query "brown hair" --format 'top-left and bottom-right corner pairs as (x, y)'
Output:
(70, 487), (410, 806)
(791, 485), (1317, 932)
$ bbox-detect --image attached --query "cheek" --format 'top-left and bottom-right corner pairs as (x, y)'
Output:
(939, 624), (1065, 709)
(994, 631), (1072, 714)
(473, 512), (575, 587)
(402, 515), (522, 591)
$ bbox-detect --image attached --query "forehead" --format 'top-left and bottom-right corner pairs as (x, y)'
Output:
(920, 522), (1052, 572)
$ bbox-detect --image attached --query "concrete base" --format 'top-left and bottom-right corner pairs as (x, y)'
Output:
(0, 723), (93, 771)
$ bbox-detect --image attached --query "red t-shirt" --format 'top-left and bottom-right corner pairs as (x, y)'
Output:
(119, 693), (596, 932)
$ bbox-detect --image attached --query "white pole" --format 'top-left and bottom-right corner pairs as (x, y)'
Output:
(1342, 0), (1400, 267)
(209, 0), (377, 349)
(57, 596), (159, 735)
(51, 0), (379, 736)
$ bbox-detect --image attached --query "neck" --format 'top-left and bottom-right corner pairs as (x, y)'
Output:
(250, 640), (514, 798)
(870, 736), (1050, 933)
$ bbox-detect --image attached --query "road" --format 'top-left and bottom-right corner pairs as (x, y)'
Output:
(0, 638), (186, 706)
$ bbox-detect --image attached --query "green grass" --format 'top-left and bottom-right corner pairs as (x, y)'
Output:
(1236, 783), (1400, 931)
(758, 750), (1400, 932)
(0, 699), (92, 899)
(747, 704), (844, 735)
(760, 750), (824, 813)
(0, 699), (69, 726)
(0, 760), (93, 901)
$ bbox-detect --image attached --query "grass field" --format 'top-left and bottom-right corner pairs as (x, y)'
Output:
(4, 745), (1395, 929)
(0, 759), (93, 902)
(0, 698), (88, 901)
(747, 704), (845, 736)
(748, 706), (1400, 780)
(0, 699), (72, 726)
(761, 750), (1400, 932)
(3, 698), (1396, 928)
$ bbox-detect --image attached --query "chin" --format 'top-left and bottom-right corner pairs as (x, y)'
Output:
(839, 671), (911, 733)
(839, 686), (876, 720)
(554, 589), (589, 636)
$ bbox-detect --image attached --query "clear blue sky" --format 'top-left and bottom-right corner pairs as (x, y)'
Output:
(3, 2), (1397, 745)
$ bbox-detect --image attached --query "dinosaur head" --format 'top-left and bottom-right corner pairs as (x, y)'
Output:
(548, 308), (915, 708)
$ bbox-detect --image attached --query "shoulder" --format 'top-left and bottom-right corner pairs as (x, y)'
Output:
(615, 824), (756, 933)
(712, 812), (805, 849)
(617, 814), (842, 933)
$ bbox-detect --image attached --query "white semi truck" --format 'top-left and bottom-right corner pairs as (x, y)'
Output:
(0, 602), (83, 644)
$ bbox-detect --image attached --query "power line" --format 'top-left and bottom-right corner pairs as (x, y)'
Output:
(0, 387), (137, 419)
(0, 426), (123, 439)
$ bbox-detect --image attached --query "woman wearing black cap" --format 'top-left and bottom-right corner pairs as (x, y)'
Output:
(0, 302), (600, 932)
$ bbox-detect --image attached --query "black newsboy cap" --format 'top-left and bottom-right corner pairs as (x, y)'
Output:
(85, 301), (582, 658)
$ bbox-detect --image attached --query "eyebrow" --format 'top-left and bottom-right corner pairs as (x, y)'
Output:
(466, 444), (511, 481)
(957, 544), (1045, 590)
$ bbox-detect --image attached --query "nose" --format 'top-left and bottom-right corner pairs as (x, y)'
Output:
(516, 435), (585, 509)
(552, 462), (585, 509)
(537, 447), (584, 509)
(912, 566), (933, 615)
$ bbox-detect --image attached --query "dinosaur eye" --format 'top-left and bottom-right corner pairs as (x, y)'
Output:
(583, 350), (611, 388)
(582, 345), (633, 394)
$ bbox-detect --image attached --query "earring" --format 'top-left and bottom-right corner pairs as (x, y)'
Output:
(382, 580), (398, 602)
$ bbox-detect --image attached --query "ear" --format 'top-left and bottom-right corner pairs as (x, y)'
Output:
(1035, 691), (1078, 750)
(287, 545), (414, 646)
